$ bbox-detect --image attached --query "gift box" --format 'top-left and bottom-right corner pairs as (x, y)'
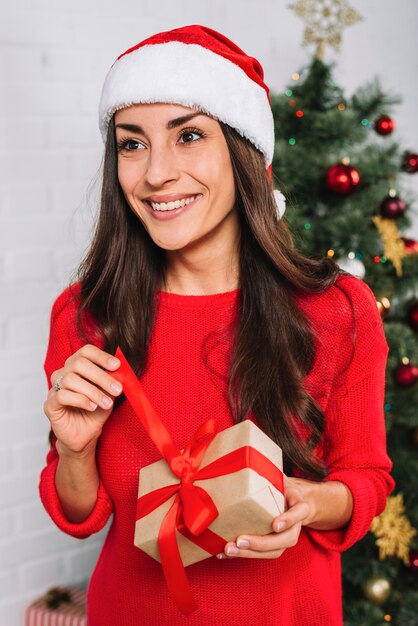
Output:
(25, 587), (87, 626)
(113, 347), (285, 614)
(136, 419), (285, 566)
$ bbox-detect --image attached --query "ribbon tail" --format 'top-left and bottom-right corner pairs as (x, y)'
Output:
(158, 494), (198, 615)
(113, 347), (181, 465)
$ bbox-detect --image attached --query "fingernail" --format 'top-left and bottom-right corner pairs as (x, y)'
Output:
(236, 539), (250, 548)
(226, 545), (239, 556)
(110, 382), (122, 394)
(108, 357), (120, 368)
(102, 396), (113, 408)
(274, 521), (285, 532)
(216, 553), (225, 559)
(89, 402), (98, 410)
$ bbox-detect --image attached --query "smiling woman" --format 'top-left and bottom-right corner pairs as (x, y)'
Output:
(39, 24), (394, 626)
(114, 104), (237, 260)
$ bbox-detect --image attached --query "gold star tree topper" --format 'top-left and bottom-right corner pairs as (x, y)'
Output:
(289, 0), (362, 59)
(371, 494), (417, 565)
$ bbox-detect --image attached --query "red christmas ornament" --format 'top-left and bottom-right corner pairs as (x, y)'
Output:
(380, 195), (407, 219)
(375, 115), (395, 136)
(408, 550), (418, 573)
(401, 237), (418, 254)
(393, 363), (418, 388)
(408, 302), (418, 331)
(402, 151), (418, 174)
(326, 163), (360, 195)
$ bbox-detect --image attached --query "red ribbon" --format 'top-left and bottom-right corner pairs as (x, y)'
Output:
(113, 347), (284, 615)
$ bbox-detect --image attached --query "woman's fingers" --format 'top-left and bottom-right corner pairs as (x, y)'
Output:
(49, 347), (123, 401)
(51, 345), (120, 385)
(49, 370), (120, 411)
(65, 344), (120, 372)
(220, 523), (301, 559)
(219, 545), (286, 560)
(272, 501), (311, 532)
(45, 345), (124, 426)
(240, 524), (301, 551)
(43, 346), (124, 455)
(218, 500), (311, 560)
(52, 357), (122, 398)
(46, 388), (100, 415)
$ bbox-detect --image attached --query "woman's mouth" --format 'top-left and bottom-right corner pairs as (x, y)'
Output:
(143, 194), (203, 220)
(147, 194), (202, 212)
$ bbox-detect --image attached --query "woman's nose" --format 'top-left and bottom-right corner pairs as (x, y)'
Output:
(144, 143), (180, 188)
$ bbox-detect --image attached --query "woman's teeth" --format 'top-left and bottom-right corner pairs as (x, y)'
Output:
(149, 195), (199, 211)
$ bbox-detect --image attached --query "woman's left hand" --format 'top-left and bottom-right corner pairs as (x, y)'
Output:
(218, 476), (316, 560)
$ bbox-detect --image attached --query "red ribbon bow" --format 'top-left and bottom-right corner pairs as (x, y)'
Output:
(113, 347), (284, 615)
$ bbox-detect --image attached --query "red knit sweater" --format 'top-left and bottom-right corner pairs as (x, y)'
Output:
(40, 275), (394, 626)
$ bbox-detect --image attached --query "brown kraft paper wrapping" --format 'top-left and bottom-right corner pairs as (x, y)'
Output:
(135, 420), (285, 566)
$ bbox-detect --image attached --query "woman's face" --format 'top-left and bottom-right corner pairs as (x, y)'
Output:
(115, 103), (237, 253)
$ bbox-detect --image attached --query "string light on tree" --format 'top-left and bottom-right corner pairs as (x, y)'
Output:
(376, 297), (391, 318)
(361, 117), (372, 129)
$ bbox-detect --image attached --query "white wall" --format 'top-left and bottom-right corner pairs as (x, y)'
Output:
(0, 1), (417, 623)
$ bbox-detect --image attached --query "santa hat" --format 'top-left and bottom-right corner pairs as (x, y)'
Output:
(98, 24), (286, 217)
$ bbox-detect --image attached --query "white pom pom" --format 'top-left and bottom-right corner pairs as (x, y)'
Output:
(273, 189), (286, 218)
(335, 255), (366, 279)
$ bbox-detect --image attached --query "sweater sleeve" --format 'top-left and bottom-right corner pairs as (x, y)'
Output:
(39, 285), (114, 539)
(305, 278), (395, 552)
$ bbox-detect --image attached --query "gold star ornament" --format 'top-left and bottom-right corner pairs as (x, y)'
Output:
(372, 216), (407, 278)
(371, 494), (417, 565)
(289, 0), (362, 58)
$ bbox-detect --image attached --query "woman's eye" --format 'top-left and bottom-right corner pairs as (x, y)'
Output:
(118, 139), (144, 152)
(178, 130), (203, 144)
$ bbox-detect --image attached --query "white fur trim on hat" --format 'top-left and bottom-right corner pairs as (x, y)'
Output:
(273, 190), (286, 218)
(99, 41), (275, 165)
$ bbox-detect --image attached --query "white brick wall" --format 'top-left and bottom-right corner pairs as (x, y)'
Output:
(1, 1), (417, 624)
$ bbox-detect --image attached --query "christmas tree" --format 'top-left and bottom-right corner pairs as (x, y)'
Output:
(272, 2), (418, 624)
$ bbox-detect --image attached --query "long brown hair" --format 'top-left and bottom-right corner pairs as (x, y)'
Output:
(77, 117), (345, 479)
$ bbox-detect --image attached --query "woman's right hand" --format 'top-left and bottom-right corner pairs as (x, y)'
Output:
(43, 344), (123, 456)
